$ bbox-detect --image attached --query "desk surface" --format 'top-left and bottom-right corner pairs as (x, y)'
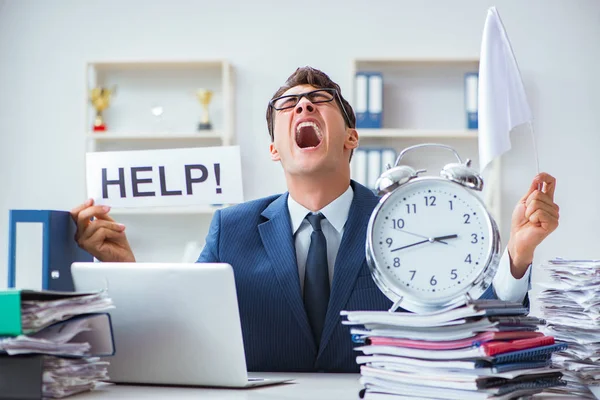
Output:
(72, 373), (600, 400)
(76, 373), (362, 400)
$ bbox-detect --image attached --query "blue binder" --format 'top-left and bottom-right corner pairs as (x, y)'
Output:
(491, 343), (569, 364)
(465, 72), (479, 130)
(355, 72), (383, 129)
(7, 210), (93, 292)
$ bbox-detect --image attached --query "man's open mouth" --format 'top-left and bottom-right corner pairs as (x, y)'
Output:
(295, 121), (323, 149)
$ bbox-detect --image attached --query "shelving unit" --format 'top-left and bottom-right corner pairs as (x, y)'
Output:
(85, 60), (234, 154)
(85, 132), (225, 141)
(350, 57), (480, 133)
(358, 129), (478, 139)
(349, 57), (502, 230)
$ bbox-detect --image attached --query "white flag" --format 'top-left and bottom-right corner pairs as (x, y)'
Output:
(478, 7), (532, 173)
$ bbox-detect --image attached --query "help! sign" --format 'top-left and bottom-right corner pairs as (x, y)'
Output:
(86, 146), (243, 208)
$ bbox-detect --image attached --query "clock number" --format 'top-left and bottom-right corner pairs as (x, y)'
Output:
(392, 219), (405, 229)
(465, 254), (472, 263)
(463, 214), (471, 224)
(393, 258), (401, 268)
(471, 234), (478, 244)
(424, 196), (436, 206)
(409, 270), (416, 280)
(449, 200), (453, 210)
(430, 275), (437, 286)
(451, 269), (458, 280)
(406, 204), (417, 214)
(386, 238), (393, 248)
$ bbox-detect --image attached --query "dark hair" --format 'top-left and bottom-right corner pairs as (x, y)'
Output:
(266, 66), (356, 141)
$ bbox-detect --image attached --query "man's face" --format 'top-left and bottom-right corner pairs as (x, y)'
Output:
(269, 84), (358, 177)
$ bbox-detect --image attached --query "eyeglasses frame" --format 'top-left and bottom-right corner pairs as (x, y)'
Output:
(268, 88), (353, 129)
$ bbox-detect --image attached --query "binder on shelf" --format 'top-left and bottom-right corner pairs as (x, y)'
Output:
(368, 73), (383, 129)
(355, 73), (368, 128)
(351, 148), (397, 191)
(381, 148), (397, 171)
(8, 210), (93, 292)
(366, 149), (382, 190)
(351, 148), (368, 187)
(355, 72), (383, 129)
(465, 72), (479, 129)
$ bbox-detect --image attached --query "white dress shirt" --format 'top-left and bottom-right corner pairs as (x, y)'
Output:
(289, 186), (354, 292)
(287, 185), (531, 303)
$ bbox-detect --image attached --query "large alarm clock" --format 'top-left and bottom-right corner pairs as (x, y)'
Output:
(366, 143), (501, 314)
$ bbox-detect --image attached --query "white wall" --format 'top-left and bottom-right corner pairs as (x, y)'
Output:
(1, 0), (599, 313)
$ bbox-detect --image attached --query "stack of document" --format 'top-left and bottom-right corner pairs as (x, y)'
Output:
(0, 289), (115, 399)
(537, 258), (600, 398)
(342, 300), (567, 399)
(43, 356), (110, 398)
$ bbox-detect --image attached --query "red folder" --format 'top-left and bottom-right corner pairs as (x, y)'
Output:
(358, 336), (556, 360)
(481, 336), (555, 356)
(367, 331), (545, 350)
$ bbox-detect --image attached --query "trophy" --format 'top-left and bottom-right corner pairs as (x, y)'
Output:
(196, 89), (213, 130)
(89, 86), (115, 132)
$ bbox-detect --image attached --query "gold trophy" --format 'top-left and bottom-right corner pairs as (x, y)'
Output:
(196, 89), (213, 130)
(89, 86), (115, 131)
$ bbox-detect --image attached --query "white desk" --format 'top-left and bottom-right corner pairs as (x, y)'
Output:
(68, 374), (600, 400)
(74, 373), (362, 400)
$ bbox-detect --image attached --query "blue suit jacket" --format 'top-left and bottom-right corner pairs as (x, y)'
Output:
(198, 181), (499, 372)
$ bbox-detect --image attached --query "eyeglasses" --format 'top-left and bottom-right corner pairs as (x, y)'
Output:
(269, 88), (352, 127)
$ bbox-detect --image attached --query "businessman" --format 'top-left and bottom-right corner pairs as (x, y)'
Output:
(71, 66), (559, 372)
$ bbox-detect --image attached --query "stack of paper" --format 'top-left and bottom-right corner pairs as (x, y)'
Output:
(537, 258), (600, 398)
(20, 290), (114, 333)
(43, 356), (110, 398)
(342, 300), (567, 399)
(0, 290), (115, 399)
(0, 312), (112, 356)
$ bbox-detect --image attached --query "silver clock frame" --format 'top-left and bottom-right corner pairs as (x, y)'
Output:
(365, 144), (502, 314)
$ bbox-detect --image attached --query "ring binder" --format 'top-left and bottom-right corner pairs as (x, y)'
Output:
(7, 210), (93, 292)
(0, 354), (44, 400)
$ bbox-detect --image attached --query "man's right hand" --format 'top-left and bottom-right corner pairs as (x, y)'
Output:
(71, 199), (136, 262)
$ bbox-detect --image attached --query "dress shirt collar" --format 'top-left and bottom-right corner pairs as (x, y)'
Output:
(288, 185), (354, 235)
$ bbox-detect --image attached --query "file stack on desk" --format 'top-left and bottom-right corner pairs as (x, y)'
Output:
(0, 289), (115, 399)
(537, 258), (600, 398)
(341, 300), (567, 399)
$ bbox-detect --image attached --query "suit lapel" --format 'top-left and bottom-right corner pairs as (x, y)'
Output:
(258, 193), (315, 348)
(318, 182), (380, 358)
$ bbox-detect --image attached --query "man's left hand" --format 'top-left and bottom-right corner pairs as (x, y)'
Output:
(507, 172), (559, 278)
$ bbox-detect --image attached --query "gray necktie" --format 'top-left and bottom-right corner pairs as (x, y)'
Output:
(303, 213), (330, 346)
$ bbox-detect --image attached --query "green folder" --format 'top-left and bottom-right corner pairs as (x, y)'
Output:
(0, 290), (22, 336)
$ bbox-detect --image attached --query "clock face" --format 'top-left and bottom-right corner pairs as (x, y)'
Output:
(368, 177), (496, 307)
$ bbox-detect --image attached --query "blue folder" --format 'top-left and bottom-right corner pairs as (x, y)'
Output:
(7, 210), (93, 292)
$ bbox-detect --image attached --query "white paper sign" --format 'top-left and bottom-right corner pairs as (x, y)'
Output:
(86, 146), (243, 208)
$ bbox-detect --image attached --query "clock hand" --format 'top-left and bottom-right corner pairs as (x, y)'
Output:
(393, 228), (449, 245)
(433, 234), (458, 241)
(390, 239), (429, 252)
(390, 234), (458, 252)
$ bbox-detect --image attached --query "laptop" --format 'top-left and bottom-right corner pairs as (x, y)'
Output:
(71, 262), (292, 388)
